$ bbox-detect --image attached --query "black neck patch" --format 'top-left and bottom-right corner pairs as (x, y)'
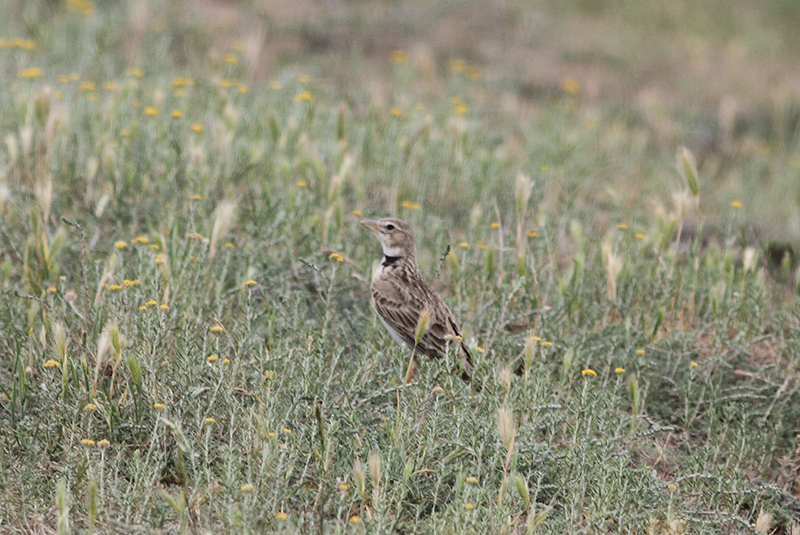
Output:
(382, 255), (401, 266)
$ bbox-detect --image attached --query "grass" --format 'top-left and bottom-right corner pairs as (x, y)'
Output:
(1, 0), (800, 533)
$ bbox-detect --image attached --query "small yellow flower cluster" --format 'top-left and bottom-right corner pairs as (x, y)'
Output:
(126, 67), (143, 77)
(296, 180), (308, 188)
(191, 124), (203, 133)
(84, 403), (97, 411)
(275, 512), (289, 521)
(153, 402), (165, 409)
(210, 325), (224, 333)
(294, 91), (313, 102)
(560, 77), (581, 96)
(171, 76), (194, 89)
(244, 280), (257, 287)
(66, 0), (94, 15)
(449, 58), (481, 79)
(240, 484), (254, 492)
(18, 67), (43, 79)
(81, 439), (96, 446)
(44, 359), (60, 368)
(144, 107), (158, 116)
(207, 354), (219, 362)
(0, 38), (36, 50)
(581, 369), (597, 377)
(391, 49), (408, 63)
(114, 241), (128, 249)
(132, 236), (149, 244)
(328, 253), (344, 262)
(615, 367), (625, 374)
(401, 201), (420, 210)
(123, 279), (141, 287)
(527, 231), (538, 238)
(450, 96), (469, 114)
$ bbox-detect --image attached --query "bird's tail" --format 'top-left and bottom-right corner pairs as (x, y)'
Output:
(458, 342), (473, 383)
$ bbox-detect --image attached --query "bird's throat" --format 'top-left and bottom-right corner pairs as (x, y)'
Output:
(382, 255), (401, 266)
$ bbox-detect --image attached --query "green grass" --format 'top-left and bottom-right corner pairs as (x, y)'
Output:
(1, 0), (800, 533)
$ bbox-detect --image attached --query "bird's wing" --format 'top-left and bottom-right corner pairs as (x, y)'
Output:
(372, 272), (464, 361)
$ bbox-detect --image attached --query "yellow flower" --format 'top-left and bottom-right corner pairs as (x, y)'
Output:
(691, 361), (698, 367)
(730, 200), (742, 208)
(171, 110), (183, 118)
(527, 231), (538, 238)
(103, 82), (119, 91)
(616, 223), (628, 230)
(160, 303), (169, 310)
(154, 255), (166, 265)
(222, 358), (230, 364)
(338, 482), (349, 490)
(328, 253), (344, 262)
(490, 222), (499, 229)
(126, 67), (143, 77)
(455, 105), (469, 115)
(225, 242), (234, 248)
(390, 107), (402, 117)
(244, 280), (257, 287)
(144, 107), (158, 116)
(540, 164), (548, 170)
(138, 306), (147, 311)
(120, 129), (129, 137)
(348, 515), (361, 523)
(464, 503), (475, 510)
(220, 79), (238, 88)
(210, 325), (224, 333)
(294, 91), (313, 102)
(153, 403), (165, 409)
(296, 180), (308, 188)
(298, 75), (309, 83)
(391, 49), (408, 63)
(264, 370), (277, 381)
(133, 236), (149, 244)
(240, 484), (254, 492)
(401, 201), (420, 210)
(191, 194), (202, 200)
(207, 354), (219, 362)
(224, 53), (237, 65)
(465, 66), (481, 79)
(191, 123), (203, 133)
(18, 67), (43, 79)
(560, 77), (581, 95)
(615, 367), (625, 374)
(275, 512), (289, 521)
(532, 336), (542, 342)
(283, 427), (292, 434)
(581, 369), (597, 376)
(84, 403), (97, 411)
(108, 284), (122, 291)
(238, 85), (249, 93)
(81, 439), (96, 446)
(667, 483), (677, 490)
(150, 244), (160, 250)
(205, 417), (216, 424)
(44, 359), (60, 368)
(475, 346), (485, 353)
(635, 233), (645, 239)
(459, 242), (470, 248)
(114, 241), (128, 249)
(636, 349), (646, 355)
(97, 439), (110, 447)
(465, 477), (478, 484)
(79, 81), (95, 92)
(48, 286), (57, 293)
(541, 341), (552, 347)
(147, 300), (158, 307)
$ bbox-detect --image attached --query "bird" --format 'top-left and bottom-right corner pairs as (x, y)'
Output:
(360, 217), (473, 382)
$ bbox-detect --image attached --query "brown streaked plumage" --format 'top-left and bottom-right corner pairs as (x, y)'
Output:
(361, 218), (473, 382)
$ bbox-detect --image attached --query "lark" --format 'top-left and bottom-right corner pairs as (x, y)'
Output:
(361, 218), (473, 382)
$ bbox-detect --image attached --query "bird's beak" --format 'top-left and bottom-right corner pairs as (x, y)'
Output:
(360, 220), (380, 234)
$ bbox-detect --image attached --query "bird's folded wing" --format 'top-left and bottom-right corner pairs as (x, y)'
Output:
(371, 277), (457, 360)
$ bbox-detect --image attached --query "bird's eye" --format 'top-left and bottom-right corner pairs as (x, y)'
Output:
(385, 224), (395, 231)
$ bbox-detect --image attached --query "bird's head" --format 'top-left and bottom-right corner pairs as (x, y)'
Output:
(360, 218), (416, 258)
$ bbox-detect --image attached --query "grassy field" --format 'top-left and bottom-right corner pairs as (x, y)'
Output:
(1, 0), (800, 533)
